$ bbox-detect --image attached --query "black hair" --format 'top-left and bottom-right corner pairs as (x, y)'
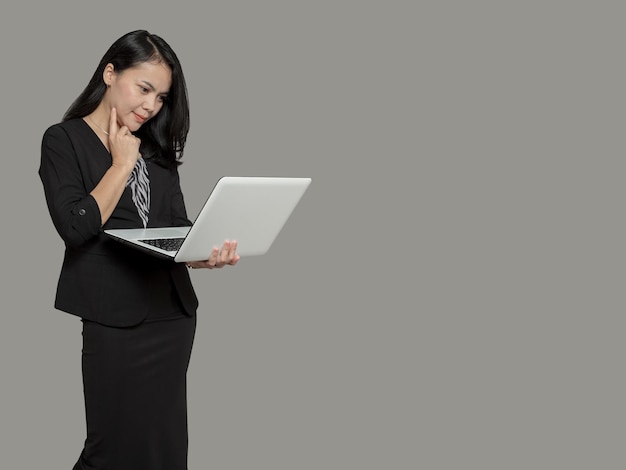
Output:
(63, 30), (190, 168)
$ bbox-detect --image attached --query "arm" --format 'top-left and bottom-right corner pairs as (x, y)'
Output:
(39, 111), (141, 247)
(39, 125), (103, 247)
(90, 108), (141, 224)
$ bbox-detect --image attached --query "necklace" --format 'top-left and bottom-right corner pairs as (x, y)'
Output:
(87, 115), (110, 136)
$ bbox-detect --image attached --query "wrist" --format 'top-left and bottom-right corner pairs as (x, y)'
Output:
(110, 161), (135, 175)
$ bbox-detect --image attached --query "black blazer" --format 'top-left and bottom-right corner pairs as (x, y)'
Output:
(39, 118), (198, 327)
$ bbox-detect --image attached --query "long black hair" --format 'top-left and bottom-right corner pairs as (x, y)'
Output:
(63, 30), (190, 168)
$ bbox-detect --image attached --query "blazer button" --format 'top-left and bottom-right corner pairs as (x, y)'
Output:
(78, 208), (86, 216)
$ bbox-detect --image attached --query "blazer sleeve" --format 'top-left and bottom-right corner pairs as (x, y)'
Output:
(39, 125), (102, 247)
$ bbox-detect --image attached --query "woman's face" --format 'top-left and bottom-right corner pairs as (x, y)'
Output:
(104, 61), (172, 132)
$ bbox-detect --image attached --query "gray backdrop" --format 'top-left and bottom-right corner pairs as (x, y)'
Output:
(1, 1), (623, 468)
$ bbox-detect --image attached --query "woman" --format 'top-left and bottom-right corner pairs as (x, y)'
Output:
(39, 30), (238, 470)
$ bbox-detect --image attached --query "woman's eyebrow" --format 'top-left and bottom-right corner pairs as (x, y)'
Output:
(140, 80), (156, 91)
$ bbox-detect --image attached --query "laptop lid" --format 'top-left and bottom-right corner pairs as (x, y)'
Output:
(104, 176), (312, 262)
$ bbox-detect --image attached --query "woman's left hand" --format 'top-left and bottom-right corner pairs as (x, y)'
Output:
(186, 240), (240, 269)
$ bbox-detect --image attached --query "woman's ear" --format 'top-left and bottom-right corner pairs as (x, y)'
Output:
(103, 63), (115, 87)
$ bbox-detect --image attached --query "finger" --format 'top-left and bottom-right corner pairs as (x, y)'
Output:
(227, 240), (238, 262)
(209, 246), (220, 267)
(131, 136), (141, 160)
(221, 240), (236, 264)
(219, 240), (231, 263)
(109, 107), (119, 136)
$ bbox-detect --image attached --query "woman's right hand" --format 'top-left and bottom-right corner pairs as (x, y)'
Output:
(185, 240), (240, 270)
(108, 107), (141, 171)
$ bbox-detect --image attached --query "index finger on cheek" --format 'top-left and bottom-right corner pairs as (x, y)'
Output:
(109, 108), (118, 134)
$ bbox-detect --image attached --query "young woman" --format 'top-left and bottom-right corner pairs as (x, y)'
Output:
(39, 30), (238, 470)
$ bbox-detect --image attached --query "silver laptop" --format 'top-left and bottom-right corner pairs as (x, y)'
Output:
(104, 176), (311, 262)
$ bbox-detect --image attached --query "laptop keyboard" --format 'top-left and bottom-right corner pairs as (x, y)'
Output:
(139, 237), (185, 252)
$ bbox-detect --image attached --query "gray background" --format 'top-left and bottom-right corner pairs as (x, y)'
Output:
(0, 1), (623, 468)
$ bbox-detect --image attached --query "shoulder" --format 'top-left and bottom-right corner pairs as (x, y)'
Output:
(41, 121), (70, 151)
(41, 118), (102, 170)
(42, 118), (94, 151)
(43, 118), (86, 138)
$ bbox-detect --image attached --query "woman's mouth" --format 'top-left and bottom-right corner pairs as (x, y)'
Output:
(133, 112), (147, 124)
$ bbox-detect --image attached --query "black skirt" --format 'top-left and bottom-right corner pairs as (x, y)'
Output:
(73, 314), (196, 470)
